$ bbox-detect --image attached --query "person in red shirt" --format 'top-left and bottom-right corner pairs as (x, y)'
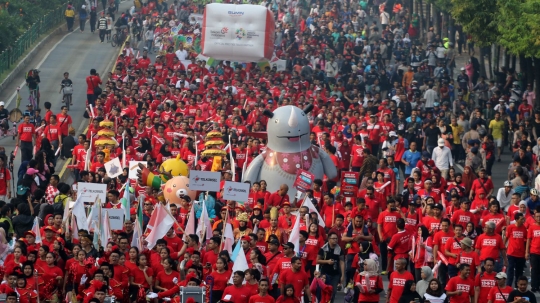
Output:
(505, 212), (527, 287)
(450, 199), (475, 227)
(209, 257), (232, 303)
(222, 271), (250, 303)
(279, 257), (309, 301)
(486, 272), (513, 303)
(469, 169), (494, 199)
(248, 279), (275, 303)
(86, 69), (102, 107)
(377, 199), (400, 274)
(445, 263), (474, 303)
(387, 218), (411, 274)
(321, 193), (345, 228)
(387, 258), (414, 303)
(475, 221), (507, 273)
(526, 211), (540, 291)
(433, 218), (454, 284)
(17, 114), (36, 162)
(444, 224), (465, 278)
(473, 258), (496, 303)
(265, 185), (290, 211)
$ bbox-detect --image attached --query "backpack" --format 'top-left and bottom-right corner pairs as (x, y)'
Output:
(53, 195), (69, 212)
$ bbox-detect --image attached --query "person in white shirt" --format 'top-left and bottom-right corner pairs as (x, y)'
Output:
(380, 10), (390, 26)
(424, 85), (438, 109)
(432, 138), (453, 179)
(175, 44), (188, 61)
(496, 181), (514, 212)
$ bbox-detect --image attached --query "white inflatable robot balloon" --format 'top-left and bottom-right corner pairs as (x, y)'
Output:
(242, 105), (338, 197)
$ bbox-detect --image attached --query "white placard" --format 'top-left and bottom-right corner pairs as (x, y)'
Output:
(129, 161), (147, 180)
(105, 157), (123, 178)
(77, 183), (107, 206)
(189, 13), (203, 25)
(222, 181), (250, 202)
(189, 171), (221, 192)
(91, 209), (125, 230)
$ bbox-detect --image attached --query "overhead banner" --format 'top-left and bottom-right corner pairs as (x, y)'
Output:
(201, 3), (275, 62)
(222, 181), (250, 202)
(78, 183), (107, 207)
(189, 171), (221, 192)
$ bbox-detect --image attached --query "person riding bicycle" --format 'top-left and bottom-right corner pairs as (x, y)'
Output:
(59, 72), (74, 105)
(0, 101), (10, 132)
(114, 14), (128, 31)
(26, 69), (41, 105)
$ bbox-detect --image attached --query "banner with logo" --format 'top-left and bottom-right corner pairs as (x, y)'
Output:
(293, 169), (315, 192)
(189, 171), (221, 192)
(341, 171), (359, 197)
(222, 181), (250, 202)
(77, 183), (107, 207)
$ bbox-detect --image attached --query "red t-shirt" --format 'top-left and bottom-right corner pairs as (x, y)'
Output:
(249, 294), (276, 303)
(209, 270), (232, 291)
(433, 230), (455, 257)
(18, 122), (35, 142)
(155, 270), (180, 290)
(450, 209), (475, 227)
(506, 224), (527, 257)
(377, 210), (400, 240)
(474, 271), (496, 302)
(222, 285), (250, 303)
(164, 235), (184, 254)
(487, 285), (513, 303)
(388, 270), (414, 303)
(444, 236), (464, 265)
(422, 216), (441, 233)
(41, 265), (64, 287)
(458, 251), (480, 274)
(475, 233), (504, 261)
(131, 266), (154, 288)
(279, 269), (309, 299)
(445, 276), (474, 303)
(527, 224), (540, 255)
(0, 168), (11, 195)
(387, 231), (411, 259)
(355, 274), (384, 302)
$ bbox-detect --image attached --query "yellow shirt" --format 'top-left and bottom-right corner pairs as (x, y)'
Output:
(450, 124), (463, 144)
(489, 119), (505, 139)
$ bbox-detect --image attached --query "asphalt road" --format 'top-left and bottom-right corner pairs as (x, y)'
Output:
(0, 0), (134, 185)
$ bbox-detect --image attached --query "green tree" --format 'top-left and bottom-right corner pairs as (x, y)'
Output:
(497, 0), (540, 58)
(450, 0), (498, 46)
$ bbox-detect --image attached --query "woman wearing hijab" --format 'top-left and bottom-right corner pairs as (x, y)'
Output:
(411, 225), (432, 280)
(461, 165), (476, 195)
(415, 266), (433, 297)
(398, 280), (423, 303)
(354, 259), (383, 303)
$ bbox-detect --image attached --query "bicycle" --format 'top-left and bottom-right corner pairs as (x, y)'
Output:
(111, 25), (128, 47)
(29, 88), (39, 109)
(0, 119), (18, 140)
(62, 84), (73, 111)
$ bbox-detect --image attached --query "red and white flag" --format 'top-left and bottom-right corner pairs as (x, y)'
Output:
(182, 203), (196, 242)
(145, 204), (175, 249)
(31, 217), (42, 244)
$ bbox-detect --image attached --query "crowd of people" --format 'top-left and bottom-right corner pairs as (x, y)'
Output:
(2, 0), (540, 303)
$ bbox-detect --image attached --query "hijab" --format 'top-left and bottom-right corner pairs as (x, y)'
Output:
(360, 259), (378, 276)
(461, 166), (476, 194)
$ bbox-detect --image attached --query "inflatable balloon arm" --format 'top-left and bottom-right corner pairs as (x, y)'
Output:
(137, 163), (162, 190)
(318, 148), (338, 180)
(241, 154), (265, 183)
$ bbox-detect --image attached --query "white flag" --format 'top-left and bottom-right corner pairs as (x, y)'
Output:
(31, 217), (42, 244)
(72, 195), (88, 231)
(288, 212), (301, 255)
(196, 201), (212, 241)
(101, 210), (111, 245)
(301, 197), (326, 227)
(145, 204), (175, 249)
(223, 223), (234, 252)
(182, 203), (196, 242)
(228, 246), (249, 284)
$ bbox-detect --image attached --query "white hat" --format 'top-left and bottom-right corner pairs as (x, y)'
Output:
(496, 272), (507, 279)
(460, 67), (465, 70)
(437, 138), (445, 147)
(389, 131), (397, 137)
(0, 101), (4, 106)
(82, 4), (86, 9)
(504, 181), (512, 187)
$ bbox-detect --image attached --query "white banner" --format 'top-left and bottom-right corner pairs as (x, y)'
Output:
(91, 208), (125, 230)
(189, 13), (203, 25)
(189, 171), (221, 192)
(78, 183), (107, 206)
(129, 161), (147, 180)
(222, 181), (250, 202)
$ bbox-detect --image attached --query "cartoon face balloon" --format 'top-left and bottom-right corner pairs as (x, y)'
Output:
(162, 176), (196, 204)
(264, 105), (312, 153)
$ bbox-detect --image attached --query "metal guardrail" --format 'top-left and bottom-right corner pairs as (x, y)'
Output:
(0, 2), (81, 75)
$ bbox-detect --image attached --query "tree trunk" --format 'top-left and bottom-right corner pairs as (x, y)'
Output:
(534, 58), (540, 109)
(497, 45), (501, 71)
(426, 3), (431, 32)
(417, 0), (424, 39)
(502, 48), (507, 69)
(479, 47), (488, 78)
(433, 6), (439, 37)
(449, 17), (456, 44)
(525, 57), (534, 87)
(490, 44), (498, 80)
(511, 55), (517, 72)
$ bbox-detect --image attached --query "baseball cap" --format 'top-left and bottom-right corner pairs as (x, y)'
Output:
(437, 138), (445, 147)
(267, 239), (280, 246)
(504, 181), (512, 187)
(432, 203), (443, 210)
(0, 101), (4, 106)
(496, 272), (507, 279)
(422, 151), (430, 158)
(389, 131), (397, 137)
(283, 242), (295, 250)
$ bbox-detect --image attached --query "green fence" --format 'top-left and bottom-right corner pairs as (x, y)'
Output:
(0, 2), (80, 75)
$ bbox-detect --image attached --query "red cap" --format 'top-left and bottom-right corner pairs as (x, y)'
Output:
(282, 201), (291, 207)
(44, 226), (56, 232)
(130, 208), (136, 215)
(24, 231), (36, 238)
(241, 235), (251, 242)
